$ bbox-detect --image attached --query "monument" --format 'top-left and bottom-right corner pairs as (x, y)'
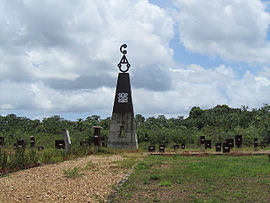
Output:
(107, 44), (138, 148)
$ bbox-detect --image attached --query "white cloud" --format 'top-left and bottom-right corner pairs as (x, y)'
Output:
(135, 64), (270, 117)
(0, 0), (174, 83)
(1, 0), (270, 119)
(0, 81), (115, 112)
(227, 70), (270, 107)
(174, 0), (270, 64)
(134, 64), (232, 116)
(0, 0), (174, 116)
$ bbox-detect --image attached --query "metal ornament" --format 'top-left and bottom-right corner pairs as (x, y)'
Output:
(118, 44), (130, 73)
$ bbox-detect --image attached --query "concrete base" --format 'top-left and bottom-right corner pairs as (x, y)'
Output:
(108, 112), (138, 149)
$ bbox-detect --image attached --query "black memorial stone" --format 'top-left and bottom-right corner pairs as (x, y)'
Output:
(80, 140), (87, 146)
(94, 135), (100, 146)
(94, 127), (101, 136)
(205, 140), (211, 149)
(226, 139), (234, 148)
(101, 141), (105, 147)
(101, 137), (106, 147)
(0, 137), (4, 146)
(235, 135), (242, 148)
(17, 139), (26, 149)
(200, 136), (205, 145)
(216, 143), (222, 152)
(174, 144), (179, 150)
(159, 144), (165, 152)
(148, 145), (155, 152)
(181, 143), (185, 149)
(55, 140), (65, 149)
(93, 126), (101, 146)
(144, 133), (149, 142)
(223, 143), (230, 153)
(254, 138), (258, 148)
(30, 136), (35, 148)
(38, 146), (44, 151)
(261, 142), (266, 149)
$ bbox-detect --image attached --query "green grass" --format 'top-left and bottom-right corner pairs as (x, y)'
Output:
(63, 167), (83, 179)
(114, 155), (270, 202)
(159, 180), (172, 187)
(150, 174), (160, 180)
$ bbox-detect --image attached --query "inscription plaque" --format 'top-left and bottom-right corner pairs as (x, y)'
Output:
(181, 143), (185, 149)
(38, 146), (44, 151)
(235, 135), (242, 148)
(55, 140), (65, 149)
(17, 139), (26, 150)
(144, 133), (149, 142)
(174, 144), (179, 149)
(205, 140), (211, 149)
(200, 136), (205, 145)
(254, 138), (258, 148)
(223, 143), (230, 153)
(226, 139), (234, 148)
(159, 144), (165, 152)
(30, 136), (35, 148)
(148, 145), (155, 152)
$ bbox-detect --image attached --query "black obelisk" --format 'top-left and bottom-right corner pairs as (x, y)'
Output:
(108, 44), (138, 148)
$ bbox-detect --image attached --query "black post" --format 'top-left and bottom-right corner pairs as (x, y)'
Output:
(235, 135), (242, 148)
(30, 136), (35, 148)
(254, 138), (258, 150)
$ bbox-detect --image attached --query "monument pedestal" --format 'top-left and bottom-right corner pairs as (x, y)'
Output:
(108, 73), (138, 148)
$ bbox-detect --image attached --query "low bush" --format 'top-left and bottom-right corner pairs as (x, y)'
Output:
(63, 167), (83, 179)
(0, 150), (8, 169)
(150, 174), (160, 180)
(41, 148), (63, 164)
(159, 180), (172, 187)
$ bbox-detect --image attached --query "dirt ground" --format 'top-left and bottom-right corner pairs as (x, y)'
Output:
(0, 154), (130, 203)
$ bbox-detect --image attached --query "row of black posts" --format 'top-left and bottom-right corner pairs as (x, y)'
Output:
(145, 134), (263, 153)
(0, 126), (105, 151)
(56, 126), (106, 149)
(0, 133), (264, 152)
(0, 136), (44, 151)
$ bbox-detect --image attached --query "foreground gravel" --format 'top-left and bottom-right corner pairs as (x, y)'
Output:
(0, 154), (130, 202)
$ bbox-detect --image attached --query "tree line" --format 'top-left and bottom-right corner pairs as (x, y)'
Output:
(0, 104), (270, 148)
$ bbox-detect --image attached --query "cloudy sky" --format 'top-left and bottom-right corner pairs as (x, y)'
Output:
(1, 0), (270, 120)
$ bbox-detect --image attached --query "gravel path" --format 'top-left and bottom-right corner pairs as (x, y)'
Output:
(0, 154), (130, 202)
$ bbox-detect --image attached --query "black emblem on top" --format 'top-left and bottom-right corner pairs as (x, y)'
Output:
(118, 44), (130, 73)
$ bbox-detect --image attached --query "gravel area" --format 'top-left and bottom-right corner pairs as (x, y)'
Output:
(0, 154), (130, 202)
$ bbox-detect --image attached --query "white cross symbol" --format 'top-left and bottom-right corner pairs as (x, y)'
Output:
(118, 92), (128, 103)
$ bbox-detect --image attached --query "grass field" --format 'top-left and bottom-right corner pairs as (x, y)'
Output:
(113, 154), (270, 202)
